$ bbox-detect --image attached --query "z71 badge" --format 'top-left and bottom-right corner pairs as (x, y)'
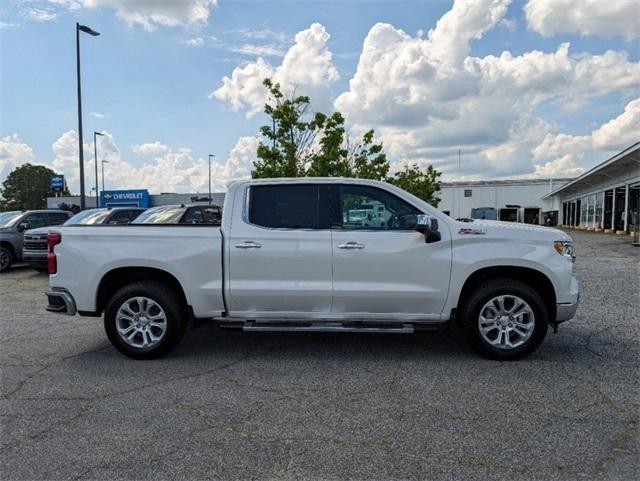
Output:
(458, 227), (487, 235)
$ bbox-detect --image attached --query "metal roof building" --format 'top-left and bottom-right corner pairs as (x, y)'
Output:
(543, 143), (640, 236)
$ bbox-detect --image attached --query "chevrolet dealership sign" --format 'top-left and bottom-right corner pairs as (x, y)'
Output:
(100, 189), (150, 208)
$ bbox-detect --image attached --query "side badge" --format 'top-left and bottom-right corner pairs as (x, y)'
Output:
(458, 228), (487, 235)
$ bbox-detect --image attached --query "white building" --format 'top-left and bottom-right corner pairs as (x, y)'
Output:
(544, 142), (640, 234)
(439, 178), (573, 224)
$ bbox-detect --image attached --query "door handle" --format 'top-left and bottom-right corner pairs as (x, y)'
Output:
(235, 241), (262, 249)
(338, 242), (365, 250)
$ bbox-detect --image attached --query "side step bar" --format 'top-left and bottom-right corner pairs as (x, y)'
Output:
(221, 321), (415, 334)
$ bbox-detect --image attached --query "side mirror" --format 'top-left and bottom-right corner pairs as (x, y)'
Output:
(416, 214), (441, 243)
(16, 222), (30, 233)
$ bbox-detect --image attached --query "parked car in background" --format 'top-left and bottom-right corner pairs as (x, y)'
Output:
(22, 207), (145, 272)
(132, 204), (221, 225)
(46, 178), (578, 361)
(0, 210), (72, 272)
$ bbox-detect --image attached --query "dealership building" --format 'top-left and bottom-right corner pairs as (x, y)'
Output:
(47, 190), (226, 210)
(544, 142), (640, 234)
(438, 178), (573, 224)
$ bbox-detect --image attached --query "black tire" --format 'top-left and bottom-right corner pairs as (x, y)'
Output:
(0, 247), (13, 273)
(104, 281), (188, 360)
(460, 278), (548, 360)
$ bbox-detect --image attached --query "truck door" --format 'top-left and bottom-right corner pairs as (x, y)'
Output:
(331, 184), (451, 318)
(226, 183), (333, 316)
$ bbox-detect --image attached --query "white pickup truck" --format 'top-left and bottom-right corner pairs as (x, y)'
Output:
(45, 178), (579, 360)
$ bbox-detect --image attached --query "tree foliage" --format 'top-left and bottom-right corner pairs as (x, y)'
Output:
(253, 79), (389, 181)
(389, 163), (442, 207)
(252, 78), (441, 206)
(0, 164), (69, 211)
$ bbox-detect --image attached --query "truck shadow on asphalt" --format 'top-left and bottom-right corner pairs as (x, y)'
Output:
(164, 324), (478, 362)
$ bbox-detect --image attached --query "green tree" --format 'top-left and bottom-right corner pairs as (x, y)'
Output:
(253, 78), (441, 205)
(389, 163), (442, 207)
(253, 79), (389, 180)
(0, 164), (69, 211)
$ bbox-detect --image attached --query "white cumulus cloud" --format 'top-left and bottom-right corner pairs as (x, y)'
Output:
(47, 131), (258, 194)
(212, 23), (339, 117)
(0, 134), (38, 184)
(77, 0), (217, 30)
(332, 0), (640, 179)
(525, 0), (640, 40)
(531, 98), (640, 176)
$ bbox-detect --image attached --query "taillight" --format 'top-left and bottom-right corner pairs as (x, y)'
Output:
(47, 233), (62, 274)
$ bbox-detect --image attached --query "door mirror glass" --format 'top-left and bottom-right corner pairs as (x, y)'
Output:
(17, 222), (30, 233)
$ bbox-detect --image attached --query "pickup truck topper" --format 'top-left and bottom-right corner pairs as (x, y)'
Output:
(45, 177), (579, 360)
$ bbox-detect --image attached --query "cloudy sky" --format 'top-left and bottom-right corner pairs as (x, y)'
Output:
(1, 0), (638, 194)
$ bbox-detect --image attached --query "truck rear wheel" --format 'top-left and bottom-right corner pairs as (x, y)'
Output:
(104, 281), (187, 360)
(461, 278), (548, 360)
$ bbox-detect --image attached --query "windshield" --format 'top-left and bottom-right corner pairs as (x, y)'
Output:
(132, 206), (186, 224)
(64, 209), (112, 225)
(0, 211), (23, 227)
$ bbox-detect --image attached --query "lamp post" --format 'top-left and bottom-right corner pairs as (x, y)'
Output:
(208, 154), (214, 206)
(94, 131), (104, 208)
(101, 159), (109, 203)
(76, 22), (100, 210)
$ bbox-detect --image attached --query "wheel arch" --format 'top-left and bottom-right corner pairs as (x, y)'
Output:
(96, 267), (189, 315)
(457, 266), (557, 322)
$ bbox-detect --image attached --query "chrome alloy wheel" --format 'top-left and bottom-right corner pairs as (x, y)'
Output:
(478, 295), (535, 350)
(115, 296), (167, 349)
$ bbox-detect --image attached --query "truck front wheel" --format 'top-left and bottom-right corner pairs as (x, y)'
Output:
(461, 279), (548, 360)
(0, 247), (13, 273)
(104, 281), (187, 360)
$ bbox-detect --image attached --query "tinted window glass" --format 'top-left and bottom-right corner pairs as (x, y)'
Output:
(202, 207), (222, 224)
(107, 210), (133, 224)
(250, 185), (319, 229)
(182, 207), (205, 224)
(24, 213), (47, 229)
(128, 210), (144, 222)
(133, 206), (186, 224)
(47, 213), (70, 225)
(338, 185), (421, 230)
(64, 209), (111, 225)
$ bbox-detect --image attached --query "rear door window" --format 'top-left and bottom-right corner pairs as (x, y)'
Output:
(249, 185), (319, 229)
(182, 207), (205, 224)
(47, 213), (70, 225)
(107, 210), (133, 224)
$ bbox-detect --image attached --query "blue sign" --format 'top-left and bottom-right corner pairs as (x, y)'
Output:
(51, 175), (65, 192)
(100, 189), (150, 208)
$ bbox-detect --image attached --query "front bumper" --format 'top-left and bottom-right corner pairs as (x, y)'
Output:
(555, 276), (579, 322)
(45, 288), (77, 316)
(23, 251), (47, 268)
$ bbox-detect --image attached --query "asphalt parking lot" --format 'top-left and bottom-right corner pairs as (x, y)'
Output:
(1, 230), (638, 481)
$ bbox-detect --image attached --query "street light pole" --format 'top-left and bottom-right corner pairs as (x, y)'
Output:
(94, 131), (104, 209)
(76, 22), (100, 211)
(101, 159), (109, 198)
(208, 154), (214, 206)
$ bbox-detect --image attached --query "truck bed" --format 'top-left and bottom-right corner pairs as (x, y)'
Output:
(49, 225), (224, 318)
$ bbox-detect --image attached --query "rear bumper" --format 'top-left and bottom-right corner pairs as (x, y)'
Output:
(555, 276), (579, 322)
(45, 288), (77, 316)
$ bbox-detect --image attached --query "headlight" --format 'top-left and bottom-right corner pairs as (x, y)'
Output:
(554, 240), (574, 258)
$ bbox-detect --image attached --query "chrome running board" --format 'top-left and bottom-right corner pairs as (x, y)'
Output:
(222, 321), (415, 334)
